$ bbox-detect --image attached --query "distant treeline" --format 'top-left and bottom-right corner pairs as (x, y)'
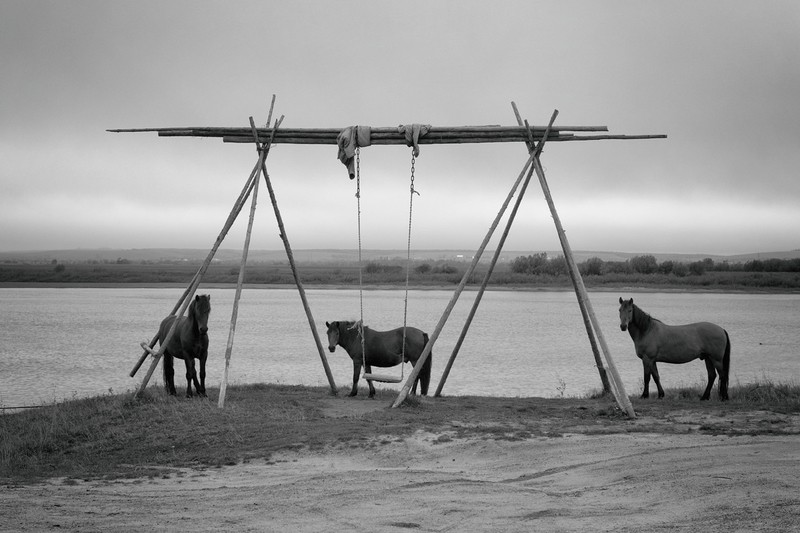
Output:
(510, 253), (800, 276)
(505, 253), (800, 291)
(1, 255), (799, 291)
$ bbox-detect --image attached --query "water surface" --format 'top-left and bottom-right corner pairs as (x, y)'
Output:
(1, 288), (797, 407)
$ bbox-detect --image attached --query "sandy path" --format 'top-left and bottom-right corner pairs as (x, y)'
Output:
(2, 432), (798, 532)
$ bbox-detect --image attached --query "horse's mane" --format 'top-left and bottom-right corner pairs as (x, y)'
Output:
(345, 319), (367, 331)
(632, 303), (661, 330)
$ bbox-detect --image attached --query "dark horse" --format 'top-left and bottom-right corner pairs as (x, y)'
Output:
(619, 297), (730, 400)
(158, 294), (211, 397)
(325, 320), (432, 398)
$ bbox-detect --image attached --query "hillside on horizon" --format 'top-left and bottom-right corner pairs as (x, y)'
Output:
(2, 248), (799, 265)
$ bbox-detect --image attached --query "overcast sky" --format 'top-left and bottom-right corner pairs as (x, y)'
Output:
(2, 1), (799, 256)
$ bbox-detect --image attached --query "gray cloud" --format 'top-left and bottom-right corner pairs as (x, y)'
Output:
(1, 1), (798, 254)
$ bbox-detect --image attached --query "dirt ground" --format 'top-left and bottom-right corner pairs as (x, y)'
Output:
(2, 399), (799, 532)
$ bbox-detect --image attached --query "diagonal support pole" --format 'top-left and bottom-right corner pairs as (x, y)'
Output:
(133, 147), (267, 399)
(218, 112), (277, 408)
(391, 133), (554, 407)
(434, 109), (558, 397)
(523, 125), (635, 417)
(512, 103), (611, 396)
(130, 269), (202, 377)
(256, 117), (338, 395)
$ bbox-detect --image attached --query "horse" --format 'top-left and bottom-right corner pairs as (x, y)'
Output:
(158, 294), (211, 398)
(325, 320), (432, 398)
(618, 297), (730, 401)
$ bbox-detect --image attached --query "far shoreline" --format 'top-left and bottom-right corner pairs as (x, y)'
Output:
(1, 281), (797, 294)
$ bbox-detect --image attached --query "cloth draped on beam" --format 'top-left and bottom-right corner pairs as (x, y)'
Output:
(336, 124), (432, 178)
(337, 126), (372, 179)
(397, 124), (431, 157)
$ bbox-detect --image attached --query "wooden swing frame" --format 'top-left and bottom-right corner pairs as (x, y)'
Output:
(114, 96), (666, 417)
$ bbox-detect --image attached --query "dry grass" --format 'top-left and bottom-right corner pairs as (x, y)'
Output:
(2, 382), (798, 483)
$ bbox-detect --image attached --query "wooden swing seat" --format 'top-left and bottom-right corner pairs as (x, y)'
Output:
(363, 373), (403, 383)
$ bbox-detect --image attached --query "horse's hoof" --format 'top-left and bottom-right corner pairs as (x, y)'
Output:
(347, 392), (357, 397)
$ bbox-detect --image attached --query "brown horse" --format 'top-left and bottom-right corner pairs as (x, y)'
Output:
(619, 297), (730, 400)
(158, 294), (211, 397)
(325, 320), (432, 398)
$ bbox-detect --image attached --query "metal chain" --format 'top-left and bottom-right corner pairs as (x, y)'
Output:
(400, 152), (419, 373)
(356, 149), (417, 381)
(355, 148), (366, 372)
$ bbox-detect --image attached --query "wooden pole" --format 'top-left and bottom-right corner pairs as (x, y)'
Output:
(527, 146), (635, 417)
(130, 267), (206, 377)
(110, 124), (612, 141)
(133, 149), (266, 399)
(257, 119), (338, 395)
(220, 133), (665, 145)
(391, 145), (546, 408)
(218, 116), (269, 408)
(511, 104), (612, 395)
(434, 110), (558, 397)
(110, 124), (666, 146)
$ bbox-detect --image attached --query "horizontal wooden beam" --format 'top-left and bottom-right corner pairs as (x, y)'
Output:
(108, 125), (666, 145)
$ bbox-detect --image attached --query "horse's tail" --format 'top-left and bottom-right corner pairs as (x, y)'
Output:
(419, 333), (432, 395)
(721, 329), (731, 400)
(157, 318), (167, 392)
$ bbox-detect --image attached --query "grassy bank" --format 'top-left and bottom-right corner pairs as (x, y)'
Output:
(2, 382), (798, 483)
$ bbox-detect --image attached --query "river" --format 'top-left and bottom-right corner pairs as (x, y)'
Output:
(0, 287), (797, 408)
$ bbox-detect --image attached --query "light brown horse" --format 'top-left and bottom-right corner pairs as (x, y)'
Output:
(325, 320), (432, 398)
(619, 297), (730, 400)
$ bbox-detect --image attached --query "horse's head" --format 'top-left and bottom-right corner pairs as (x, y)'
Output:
(192, 294), (211, 334)
(619, 297), (634, 331)
(325, 321), (339, 352)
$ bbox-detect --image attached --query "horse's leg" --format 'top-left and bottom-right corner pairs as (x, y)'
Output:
(349, 362), (361, 397)
(651, 361), (665, 399)
(364, 364), (376, 398)
(196, 332), (208, 397)
(183, 357), (198, 398)
(701, 357), (717, 401)
(640, 359), (651, 399)
(198, 354), (207, 397)
(163, 353), (177, 396)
